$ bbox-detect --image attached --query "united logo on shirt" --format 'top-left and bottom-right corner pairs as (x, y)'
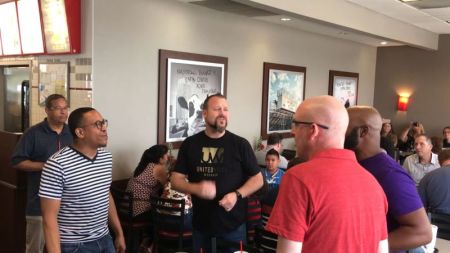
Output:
(195, 147), (224, 178)
(201, 147), (224, 163)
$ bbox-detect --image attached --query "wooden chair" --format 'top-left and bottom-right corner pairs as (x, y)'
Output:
(150, 196), (192, 253)
(430, 212), (450, 240)
(110, 186), (152, 253)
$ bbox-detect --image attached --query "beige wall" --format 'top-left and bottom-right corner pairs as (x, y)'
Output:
(93, 0), (378, 179)
(374, 34), (450, 137)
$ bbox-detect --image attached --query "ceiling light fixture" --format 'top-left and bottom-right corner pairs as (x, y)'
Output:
(380, 41), (388, 45)
(280, 18), (291, 21)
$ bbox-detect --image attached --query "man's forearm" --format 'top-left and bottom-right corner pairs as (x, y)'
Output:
(14, 160), (45, 172)
(108, 193), (124, 238)
(236, 172), (263, 198)
(388, 224), (432, 251)
(42, 215), (61, 253)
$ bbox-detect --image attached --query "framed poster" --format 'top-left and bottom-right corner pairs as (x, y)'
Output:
(38, 62), (69, 105)
(328, 70), (359, 108)
(158, 49), (227, 147)
(261, 62), (306, 139)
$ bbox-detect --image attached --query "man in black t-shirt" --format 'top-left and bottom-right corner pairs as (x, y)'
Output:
(171, 93), (263, 253)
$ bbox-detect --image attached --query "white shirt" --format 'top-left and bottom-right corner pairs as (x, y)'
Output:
(403, 153), (440, 185)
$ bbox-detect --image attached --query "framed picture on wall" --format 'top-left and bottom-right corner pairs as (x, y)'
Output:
(261, 62), (306, 139)
(158, 49), (228, 147)
(38, 62), (69, 105)
(328, 70), (359, 108)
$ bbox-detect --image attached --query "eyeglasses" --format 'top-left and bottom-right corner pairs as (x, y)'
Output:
(291, 119), (329, 130)
(82, 119), (108, 130)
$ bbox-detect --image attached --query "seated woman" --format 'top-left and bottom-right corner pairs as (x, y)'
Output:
(381, 120), (398, 147)
(126, 144), (169, 220)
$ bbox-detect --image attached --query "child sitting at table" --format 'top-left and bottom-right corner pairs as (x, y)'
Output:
(262, 149), (285, 188)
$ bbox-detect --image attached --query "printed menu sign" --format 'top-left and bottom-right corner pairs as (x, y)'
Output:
(0, 2), (21, 55)
(41, 0), (70, 53)
(18, 0), (44, 54)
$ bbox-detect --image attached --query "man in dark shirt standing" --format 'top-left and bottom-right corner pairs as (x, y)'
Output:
(419, 149), (450, 214)
(171, 93), (263, 253)
(11, 94), (72, 253)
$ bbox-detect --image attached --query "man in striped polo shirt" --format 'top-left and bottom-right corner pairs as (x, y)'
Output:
(39, 107), (125, 253)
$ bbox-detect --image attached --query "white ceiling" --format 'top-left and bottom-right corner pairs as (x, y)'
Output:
(181, 0), (450, 50)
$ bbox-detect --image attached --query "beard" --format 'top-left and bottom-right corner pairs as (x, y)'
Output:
(207, 116), (227, 133)
(344, 127), (359, 150)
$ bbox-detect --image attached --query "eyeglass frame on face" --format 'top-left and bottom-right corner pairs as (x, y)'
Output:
(291, 119), (329, 130)
(81, 119), (109, 130)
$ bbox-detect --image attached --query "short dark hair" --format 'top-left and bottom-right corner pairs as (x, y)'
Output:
(133, 144), (169, 177)
(443, 126), (450, 133)
(202, 93), (226, 110)
(267, 133), (283, 146)
(266, 148), (280, 158)
(45, 94), (66, 109)
(415, 134), (431, 145)
(438, 149), (450, 165)
(68, 107), (95, 139)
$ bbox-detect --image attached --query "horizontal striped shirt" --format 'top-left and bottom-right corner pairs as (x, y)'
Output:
(39, 146), (112, 243)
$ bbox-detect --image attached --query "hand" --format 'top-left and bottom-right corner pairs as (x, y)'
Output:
(196, 180), (216, 200)
(219, 192), (238, 212)
(114, 234), (126, 253)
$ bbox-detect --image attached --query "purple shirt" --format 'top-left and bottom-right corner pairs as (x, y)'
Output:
(360, 152), (423, 253)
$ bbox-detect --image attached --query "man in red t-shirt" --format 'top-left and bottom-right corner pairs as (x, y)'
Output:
(265, 95), (389, 253)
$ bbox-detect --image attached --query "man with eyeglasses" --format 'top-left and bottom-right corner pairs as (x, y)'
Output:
(345, 106), (431, 253)
(266, 95), (388, 253)
(39, 107), (125, 253)
(11, 94), (72, 253)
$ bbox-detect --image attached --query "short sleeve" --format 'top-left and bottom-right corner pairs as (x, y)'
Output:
(265, 173), (309, 242)
(240, 138), (260, 177)
(10, 130), (35, 165)
(39, 158), (64, 200)
(382, 168), (423, 216)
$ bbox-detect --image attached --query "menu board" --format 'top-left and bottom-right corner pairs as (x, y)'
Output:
(41, 0), (70, 53)
(0, 0), (80, 57)
(0, 2), (21, 55)
(17, 0), (44, 54)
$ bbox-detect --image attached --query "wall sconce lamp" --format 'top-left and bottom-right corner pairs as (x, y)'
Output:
(397, 95), (409, 111)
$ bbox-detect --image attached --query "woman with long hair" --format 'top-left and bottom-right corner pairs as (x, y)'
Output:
(126, 144), (169, 219)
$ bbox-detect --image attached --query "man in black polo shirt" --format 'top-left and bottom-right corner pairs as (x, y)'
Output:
(171, 93), (263, 253)
(11, 94), (72, 253)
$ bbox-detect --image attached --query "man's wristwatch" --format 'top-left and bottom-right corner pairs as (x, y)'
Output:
(235, 190), (243, 200)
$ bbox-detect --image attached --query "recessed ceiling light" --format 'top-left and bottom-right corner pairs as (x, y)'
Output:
(399, 0), (419, 2)
(280, 18), (291, 21)
(380, 41), (388, 45)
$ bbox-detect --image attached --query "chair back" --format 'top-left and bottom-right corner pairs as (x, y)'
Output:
(150, 196), (189, 251)
(430, 212), (450, 240)
(110, 186), (133, 223)
(254, 226), (277, 253)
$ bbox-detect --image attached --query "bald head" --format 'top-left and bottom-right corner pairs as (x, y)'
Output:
(347, 106), (382, 133)
(345, 106), (383, 159)
(292, 96), (349, 159)
(297, 95), (349, 139)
